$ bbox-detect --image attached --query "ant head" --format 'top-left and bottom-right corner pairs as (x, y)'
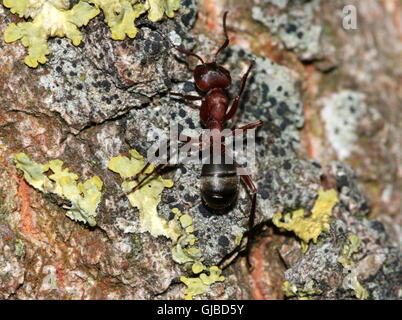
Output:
(194, 63), (232, 92)
(193, 11), (231, 92)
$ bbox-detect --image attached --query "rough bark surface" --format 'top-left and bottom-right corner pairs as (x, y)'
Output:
(0, 0), (401, 299)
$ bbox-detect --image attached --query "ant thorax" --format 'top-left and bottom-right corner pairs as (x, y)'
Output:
(200, 89), (229, 129)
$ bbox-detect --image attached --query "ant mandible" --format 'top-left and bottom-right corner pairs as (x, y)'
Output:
(131, 11), (263, 266)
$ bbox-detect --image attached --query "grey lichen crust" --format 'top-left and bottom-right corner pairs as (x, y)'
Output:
(252, 0), (324, 60)
(320, 91), (376, 160)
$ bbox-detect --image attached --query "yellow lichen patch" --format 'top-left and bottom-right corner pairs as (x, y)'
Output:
(338, 234), (361, 268)
(87, 0), (181, 40)
(282, 281), (298, 297)
(179, 214), (193, 228)
(14, 153), (103, 226)
(3, 0), (100, 67)
(352, 277), (369, 300)
(191, 261), (205, 274)
(170, 208), (204, 265)
(3, 0), (181, 66)
(145, 0), (181, 21)
(343, 271), (369, 300)
(108, 150), (179, 241)
(282, 280), (322, 299)
(171, 233), (201, 264)
(14, 152), (52, 190)
(169, 208), (225, 300)
(108, 149), (145, 178)
(338, 235), (368, 300)
(180, 266), (225, 300)
(235, 233), (244, 246)
(273, 189), (338, 252)
(87, 0), (146, 40)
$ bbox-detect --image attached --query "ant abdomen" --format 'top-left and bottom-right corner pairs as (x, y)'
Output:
(200, 162), (239, 212)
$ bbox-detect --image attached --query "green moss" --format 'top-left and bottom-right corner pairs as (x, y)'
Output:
(14, 152), (103, 226)
(273, 189), (338, 252)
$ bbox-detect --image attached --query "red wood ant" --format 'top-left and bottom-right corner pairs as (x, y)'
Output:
(130, 11), (263, 266)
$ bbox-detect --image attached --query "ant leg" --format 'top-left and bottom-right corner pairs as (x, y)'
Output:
(224, 61), (255, 121)
(173, 46), (205, 64)
(231, 120), (264, 137)
(217, 163), (258, 270)
(128, 133), (205, 194)
(170, 92), (202, 101)
(214, 11), (230, 60)
(170, 92), (203, 110)
(143, 25), (205, 64)
(238, 169), (258, 270)
(223, 120), (263, 146)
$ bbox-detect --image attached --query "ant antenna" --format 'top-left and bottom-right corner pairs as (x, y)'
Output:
(214, 11), (230, 61)
(173, 45), (205, 64)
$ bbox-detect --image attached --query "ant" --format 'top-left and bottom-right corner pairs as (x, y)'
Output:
(130, 11), (263, 267)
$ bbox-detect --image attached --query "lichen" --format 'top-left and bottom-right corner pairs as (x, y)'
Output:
(251, 0), (323, 60)
(14, 239), (24, 257)
(171, 208), (203, 265)
(87, 0), (181, 40)
(338, 234), (369, 300)
(86, 0), (145, 40)
(351, 276), (369, 300)
(283, 280), (322, 299)
(3, 0), (100, 67)
(85, 0), (181, 40)
(180, 266), (225, 300)
(320, 91), (368, 160)
(338, 234), (361, 268)
(108, 149), (180, 240)
(170, 207), (225, 300)
(3, 0), (181, 67)
(343, 271), (369, 300)
(14, 152), (103, 226)
(145, 0), (180, 21)
(273, 189), (338, 252)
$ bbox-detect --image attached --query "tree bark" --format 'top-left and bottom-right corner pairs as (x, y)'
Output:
(0, 0), (400, 300)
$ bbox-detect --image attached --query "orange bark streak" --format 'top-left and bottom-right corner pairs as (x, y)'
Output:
(17, 176), (39, 237)
(250, 237), (271, 300)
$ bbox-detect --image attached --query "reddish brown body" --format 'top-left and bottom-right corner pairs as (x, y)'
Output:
(170, 11), (263, 213)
